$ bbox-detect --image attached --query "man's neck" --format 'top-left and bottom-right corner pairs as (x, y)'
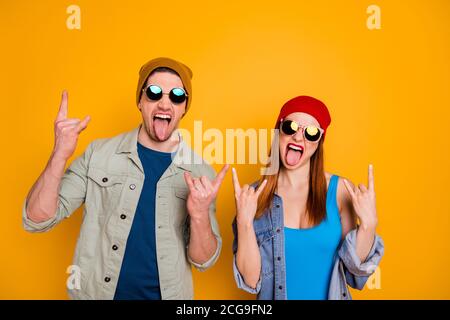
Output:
(137, 124), (180, 153)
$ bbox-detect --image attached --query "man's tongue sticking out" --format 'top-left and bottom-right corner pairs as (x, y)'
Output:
(153, 117), (170, 141)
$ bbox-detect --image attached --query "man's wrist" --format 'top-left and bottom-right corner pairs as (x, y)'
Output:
(189, 211), (211, 227)
(49, 151), (68, 168)
(46, 153), (68, 180)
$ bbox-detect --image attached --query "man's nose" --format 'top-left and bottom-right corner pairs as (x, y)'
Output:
(157, 94), (172, 110)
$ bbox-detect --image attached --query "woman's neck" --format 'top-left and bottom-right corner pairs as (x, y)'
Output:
(278, 162), (310, 189)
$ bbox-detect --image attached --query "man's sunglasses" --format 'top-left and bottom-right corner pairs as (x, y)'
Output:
(142, 84), (188, 104)
(280, 119), (324, 142)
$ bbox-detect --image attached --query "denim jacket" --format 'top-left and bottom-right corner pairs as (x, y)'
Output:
(232, 192), (384, 300)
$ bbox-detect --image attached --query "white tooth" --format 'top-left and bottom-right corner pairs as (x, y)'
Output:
(155, 114), (171, 119)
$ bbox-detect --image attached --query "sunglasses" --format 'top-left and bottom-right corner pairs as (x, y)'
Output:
(142, 84), (188, 104)
(280, 119), (324, 142)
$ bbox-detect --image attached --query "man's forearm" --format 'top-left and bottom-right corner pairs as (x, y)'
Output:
(188, 214), (217, 265)
(26, 154), (67, 223)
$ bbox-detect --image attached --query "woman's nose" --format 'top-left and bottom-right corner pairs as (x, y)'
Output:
(292, 129), (304, 142)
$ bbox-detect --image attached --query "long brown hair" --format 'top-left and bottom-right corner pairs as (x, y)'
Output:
(255, 139), (328, 226)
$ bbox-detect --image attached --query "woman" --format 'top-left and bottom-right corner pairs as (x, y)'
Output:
(232, 95), (384, 300)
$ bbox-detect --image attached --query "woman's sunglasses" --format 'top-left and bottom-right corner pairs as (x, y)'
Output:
(143, 84), (188, 104)
(280, 119), (324, 142)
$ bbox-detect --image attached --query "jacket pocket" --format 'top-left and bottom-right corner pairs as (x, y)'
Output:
(86, 167), (125, 217)
(255, 228), (274, 246)
(172, 187), (189, 227)
(175, 187), (189, 200)
(87, 167), (125, 187)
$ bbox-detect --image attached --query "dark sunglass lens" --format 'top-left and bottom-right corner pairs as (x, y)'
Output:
(304, 126), (321, 142)
(169, 88), (187, 104)
(281, 120), (298, 135)
(146, 85), (163, 100)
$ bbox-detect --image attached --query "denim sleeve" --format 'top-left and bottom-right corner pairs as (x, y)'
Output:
(22, 141), (95, 233)
(231, 218), (261, 294)
(338, 227), (384, 290)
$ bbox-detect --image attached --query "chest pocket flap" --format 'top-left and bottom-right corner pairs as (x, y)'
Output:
(255, 228), (275, 246)
(174, 187), (189, 200)
(87, 167), (124, 187)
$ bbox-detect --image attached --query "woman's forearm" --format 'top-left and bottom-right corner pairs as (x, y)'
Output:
(236, 222), (261, 289)
(355, 223), (377, 262)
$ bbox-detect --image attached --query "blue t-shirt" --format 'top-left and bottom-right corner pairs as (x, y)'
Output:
(114, 142), (173, 300)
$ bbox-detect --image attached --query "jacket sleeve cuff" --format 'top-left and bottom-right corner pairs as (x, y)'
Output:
(188, 235), (222, 272)
(22, 199), (58, 233)
(338, 228), (384, 277)
(232, 255), (261, 294)
(338, 228), (384, 290)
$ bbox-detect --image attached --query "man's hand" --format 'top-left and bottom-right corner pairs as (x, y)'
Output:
(24, 91), (90, 224)
(183, 164), (229, 222)
(53, 90), (90, 160)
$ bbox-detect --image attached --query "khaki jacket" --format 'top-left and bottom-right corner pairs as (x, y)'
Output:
(22, 125), (222, 299)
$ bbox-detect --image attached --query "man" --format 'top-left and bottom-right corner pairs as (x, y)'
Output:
(22, 57), (228, 300)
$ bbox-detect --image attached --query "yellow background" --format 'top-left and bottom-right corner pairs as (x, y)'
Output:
(1, 0), (449, 299)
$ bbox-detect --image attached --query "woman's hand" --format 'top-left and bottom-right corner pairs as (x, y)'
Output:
(343, 164), (378, 230)
(232, 168), (267, 226)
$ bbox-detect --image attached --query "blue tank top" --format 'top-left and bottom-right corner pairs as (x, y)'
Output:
(284, 175), (342, 300)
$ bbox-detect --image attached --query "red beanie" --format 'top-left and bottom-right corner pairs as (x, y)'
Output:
(275, 95), (332, 140)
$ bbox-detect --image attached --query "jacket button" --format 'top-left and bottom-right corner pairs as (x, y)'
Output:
(277, 256), (281, 261)
(129, 184), (136, 190)
(102, 177), (108, 183)
(276, 228), (281, 233)
(342, 292), (347, 297)
(278, 285), (283, 290)
(104, 277), (111, 283)
(120, 214), (127, 220)
(276, 204), (280, 208)
(112, 245), (118, 251)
